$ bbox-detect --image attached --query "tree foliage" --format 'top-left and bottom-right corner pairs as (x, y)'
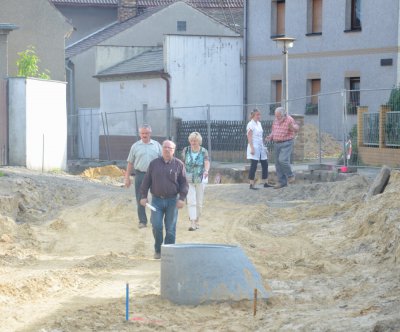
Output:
(16, 46), (51, 80)
(387, 85), (400, 112)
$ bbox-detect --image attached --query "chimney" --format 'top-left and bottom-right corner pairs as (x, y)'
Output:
(0, 24), (18, 79)
(118, 0), (137, 22)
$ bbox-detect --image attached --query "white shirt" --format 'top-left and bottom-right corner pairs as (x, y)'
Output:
(246, 119), (267, 160)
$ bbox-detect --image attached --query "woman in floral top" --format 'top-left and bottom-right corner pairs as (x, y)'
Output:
(182, 132), (210, 231)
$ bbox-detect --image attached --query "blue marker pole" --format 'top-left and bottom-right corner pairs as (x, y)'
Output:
(125, 282), (129, 321)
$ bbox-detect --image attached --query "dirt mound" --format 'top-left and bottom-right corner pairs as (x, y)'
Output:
(303, 124), (343, 159)
(80, 165), (125, 179)
(1, 167), (400, 331)
(346, 170), (400, 263)
(80, 165), (125, 186)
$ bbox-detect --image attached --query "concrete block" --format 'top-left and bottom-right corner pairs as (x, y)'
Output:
(161, 243), (271, 305)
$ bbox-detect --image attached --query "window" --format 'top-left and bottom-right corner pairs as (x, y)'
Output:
(177, 21), (186, 32)
(351, 0), (361, 30)
(306, 79), (320, 115)
(270, 80), (282, 114)
(271, 0), (285, 37)
(308, 0), (322, 34)
(345, 0), (361, 31)
(348, 77), (360, 114)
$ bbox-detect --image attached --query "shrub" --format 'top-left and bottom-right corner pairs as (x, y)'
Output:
(16, 46), (51, 79)
(386, 85), (400, 112)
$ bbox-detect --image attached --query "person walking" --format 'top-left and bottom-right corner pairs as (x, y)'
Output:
(182, 132), (210, 231)
(124, 124), (162, 229)
(140, 140), (188, 259)
(267, 107), (299, 189)
(246, 108), (272, 190)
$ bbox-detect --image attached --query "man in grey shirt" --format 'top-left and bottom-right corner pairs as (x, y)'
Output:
(140, 140), (188, 259)
(124, 124), (162, 228)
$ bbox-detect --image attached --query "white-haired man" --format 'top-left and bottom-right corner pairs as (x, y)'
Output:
(267, 107), (299, 189)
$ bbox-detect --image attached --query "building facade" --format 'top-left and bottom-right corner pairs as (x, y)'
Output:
(0, 0), (72, 81)
(246, 0), (400, 138)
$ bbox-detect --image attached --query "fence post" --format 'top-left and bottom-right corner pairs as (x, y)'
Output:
(101, 113), (110, 161)
(317, 94), (321, 164)
(379, 105), (390, 148)
(134, 110), (139, 141)
(166, 104), (171, 139)
(357, 106), (368, 148)
(90, 108), (93, 159)
(342, 89), (347, 166)
(206, 104), (212, 160)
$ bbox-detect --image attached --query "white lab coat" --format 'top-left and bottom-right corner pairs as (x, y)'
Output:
(246, 119), (267, 160)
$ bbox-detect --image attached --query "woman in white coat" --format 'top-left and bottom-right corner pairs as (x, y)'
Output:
(246, 109), (272, 190)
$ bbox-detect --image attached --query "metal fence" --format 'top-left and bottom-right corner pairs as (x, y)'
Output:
(68, 87), (400, 168)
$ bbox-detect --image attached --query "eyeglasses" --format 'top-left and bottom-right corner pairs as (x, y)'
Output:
(163, 146), (175, 150)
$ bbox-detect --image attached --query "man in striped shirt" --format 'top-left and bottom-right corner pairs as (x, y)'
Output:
(267, 107), (299, 189)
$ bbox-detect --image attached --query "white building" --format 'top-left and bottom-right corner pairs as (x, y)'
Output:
(92, 34), (243, 159)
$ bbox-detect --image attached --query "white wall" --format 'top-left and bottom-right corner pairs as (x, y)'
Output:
(165, 34), (243, 120)
(8, 78), (68, 171)
(99, 77), (167, 136)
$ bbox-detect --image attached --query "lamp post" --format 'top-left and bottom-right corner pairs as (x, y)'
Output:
(272, 37), (295, 114)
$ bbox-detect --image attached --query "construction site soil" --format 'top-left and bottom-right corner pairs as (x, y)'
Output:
(0, 165), (399, 331)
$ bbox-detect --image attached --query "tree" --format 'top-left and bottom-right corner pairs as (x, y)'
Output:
(387, 85), (400, 112)
(16, 46), (51, 79)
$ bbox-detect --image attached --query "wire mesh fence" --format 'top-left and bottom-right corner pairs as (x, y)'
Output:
(67, 88), (400, 168)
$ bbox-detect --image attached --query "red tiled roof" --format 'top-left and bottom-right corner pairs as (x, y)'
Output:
(52, 0), (243, 8)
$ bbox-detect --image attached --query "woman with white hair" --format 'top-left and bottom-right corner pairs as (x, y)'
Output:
(182, 132), (210, 231)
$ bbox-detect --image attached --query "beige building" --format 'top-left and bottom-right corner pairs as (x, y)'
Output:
(0, 0), (72, 82)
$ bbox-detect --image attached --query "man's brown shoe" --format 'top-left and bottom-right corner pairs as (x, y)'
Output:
(274, 184), (287, 189)
(288, 176), (295, 184)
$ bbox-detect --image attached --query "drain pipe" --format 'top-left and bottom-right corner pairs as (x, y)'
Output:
(65, 60), (75, 158)
(243, 0), (248, 121)
(161, 73), (172, 139)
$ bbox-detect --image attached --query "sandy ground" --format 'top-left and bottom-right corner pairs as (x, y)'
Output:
(0, 165), (399, 332)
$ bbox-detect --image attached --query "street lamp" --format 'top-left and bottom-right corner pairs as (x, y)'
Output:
(272, 37), (296, 114)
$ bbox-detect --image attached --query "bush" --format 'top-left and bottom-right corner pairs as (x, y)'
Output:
(16, 46), (51, 79)
(386, 85), (400, 112)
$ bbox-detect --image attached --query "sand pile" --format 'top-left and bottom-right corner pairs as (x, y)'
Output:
(80, 165), (125, 186)
(81, 165), (125, 179)
(303, 124), (343, 159)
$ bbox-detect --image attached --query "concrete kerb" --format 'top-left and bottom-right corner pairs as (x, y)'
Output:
(210, 161), (356, 184)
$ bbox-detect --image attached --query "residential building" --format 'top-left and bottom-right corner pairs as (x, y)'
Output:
(65, 0), (241, 157)
(0, 0), (73, 81)
(52, 0), (243, 46)
(91, 34), (242, 159)
(245, 0), (399, 139)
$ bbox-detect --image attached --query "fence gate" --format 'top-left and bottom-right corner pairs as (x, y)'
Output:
(0, 79), (7, 165)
